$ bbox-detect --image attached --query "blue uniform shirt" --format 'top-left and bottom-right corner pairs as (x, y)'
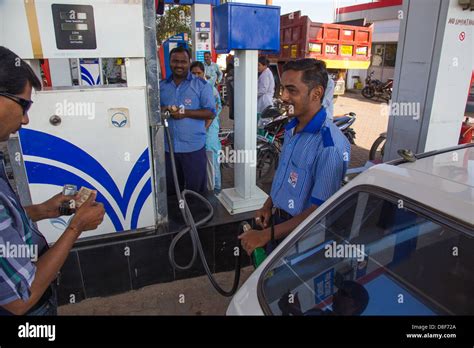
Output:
(270, 107), (351, 216)
(160, 72), (216, 153)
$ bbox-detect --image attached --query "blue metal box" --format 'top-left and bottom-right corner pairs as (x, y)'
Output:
(213, 3), (280, 53)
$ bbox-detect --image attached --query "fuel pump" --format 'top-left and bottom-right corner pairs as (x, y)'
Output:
(0, 0), (165, 242)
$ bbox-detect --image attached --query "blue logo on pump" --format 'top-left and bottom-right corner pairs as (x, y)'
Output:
(18, 129), (152, 232)
(111, 112), (128, 128)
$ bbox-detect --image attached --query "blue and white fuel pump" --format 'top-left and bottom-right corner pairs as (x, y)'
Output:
(0, 0), (166, 242)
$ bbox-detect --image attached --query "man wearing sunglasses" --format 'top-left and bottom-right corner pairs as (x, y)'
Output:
(0, 46), (105, 315)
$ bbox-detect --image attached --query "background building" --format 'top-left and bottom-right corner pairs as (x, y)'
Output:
(336, 0), (403, 87)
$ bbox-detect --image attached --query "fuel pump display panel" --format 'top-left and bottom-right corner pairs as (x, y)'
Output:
(52, 4), (97, 49)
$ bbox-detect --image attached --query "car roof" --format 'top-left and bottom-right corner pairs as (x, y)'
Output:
(349, 145), (474, 227)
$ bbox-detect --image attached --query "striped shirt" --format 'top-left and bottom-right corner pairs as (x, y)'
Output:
(270, 107), (351, 216)
(0, 152), (48, 309)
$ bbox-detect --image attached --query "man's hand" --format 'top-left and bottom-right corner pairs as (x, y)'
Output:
(170, 108), (186, 120)
(162, 105), (185, 120)
(42, 193), (73, 218)
(238, 228), (270, 255)
(26, 193), (74, 221)
(69, 191), (105, 233)
(255, 206), (272, 229)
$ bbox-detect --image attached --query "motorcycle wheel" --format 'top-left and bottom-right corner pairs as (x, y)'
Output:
(369, 135), (386, 163)
(256, 146), (278, 183)
(362, 86), (375, 99)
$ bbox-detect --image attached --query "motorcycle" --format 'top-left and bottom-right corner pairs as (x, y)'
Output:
(362, 71), (393, 102)
(333, 112), (357, 145)
(370, 118), (473, 165)
(255, 104), (290, 181)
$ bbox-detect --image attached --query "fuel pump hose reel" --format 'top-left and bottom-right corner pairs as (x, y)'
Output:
(163, 111), (241, 297)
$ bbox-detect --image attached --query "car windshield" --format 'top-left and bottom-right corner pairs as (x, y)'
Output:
(261, 191), (473, 316)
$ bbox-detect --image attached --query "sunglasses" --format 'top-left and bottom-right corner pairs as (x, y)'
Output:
(0, 92), (34, 115)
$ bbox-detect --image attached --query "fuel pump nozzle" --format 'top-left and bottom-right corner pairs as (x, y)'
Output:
(162, 110), (171, 119)
(241, 221), (267, 269)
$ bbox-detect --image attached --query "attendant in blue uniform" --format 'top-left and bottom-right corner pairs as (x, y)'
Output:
(239, 59), (351, 255)
(160, 47), (216, 195)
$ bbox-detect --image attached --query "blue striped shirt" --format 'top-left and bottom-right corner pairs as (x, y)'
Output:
(270, 107), (351, 216)
(160, 72), (216, 153)
(0, 153), (48, 309)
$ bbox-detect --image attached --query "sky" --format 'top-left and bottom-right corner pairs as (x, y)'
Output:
(233, 0), (375, 23)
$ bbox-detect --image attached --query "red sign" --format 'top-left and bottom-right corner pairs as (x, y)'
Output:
(459, 32), (465, 41)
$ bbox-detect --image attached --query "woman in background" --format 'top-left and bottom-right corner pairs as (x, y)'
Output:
(190, 61), (222, 194)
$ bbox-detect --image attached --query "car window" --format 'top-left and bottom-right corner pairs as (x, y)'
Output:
(260, 191), (473, 316)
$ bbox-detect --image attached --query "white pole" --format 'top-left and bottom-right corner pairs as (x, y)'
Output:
(218, 50), (268, 214)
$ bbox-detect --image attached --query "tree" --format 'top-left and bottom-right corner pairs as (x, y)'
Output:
(156, 5), (192, 46)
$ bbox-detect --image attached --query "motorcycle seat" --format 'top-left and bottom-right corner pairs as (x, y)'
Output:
(333, 116), (353, 127)
(264, 116), (289, 131)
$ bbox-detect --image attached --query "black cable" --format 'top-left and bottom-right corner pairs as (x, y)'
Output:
(163, 113), (241, 297)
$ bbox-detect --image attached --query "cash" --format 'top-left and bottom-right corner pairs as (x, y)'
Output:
(76, 187), (93, 208)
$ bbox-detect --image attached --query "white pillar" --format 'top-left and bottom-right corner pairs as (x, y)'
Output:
(218, 50), (268, 214)
(384, 0), (473, 160)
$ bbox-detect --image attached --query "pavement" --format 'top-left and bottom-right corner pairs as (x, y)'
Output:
(59, 267), (254, 315)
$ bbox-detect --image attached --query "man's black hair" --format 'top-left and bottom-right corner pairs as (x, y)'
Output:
(169, 46), (191, 60)
(282, 58), (328, 96)
(190, 61), (205, 73)
(204, 51), (211, 57)
(0, 46), (42, 94)
(258, 56), (269, 67)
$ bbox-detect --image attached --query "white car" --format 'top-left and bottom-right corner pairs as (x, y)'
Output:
(228, 144), (474, 316)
